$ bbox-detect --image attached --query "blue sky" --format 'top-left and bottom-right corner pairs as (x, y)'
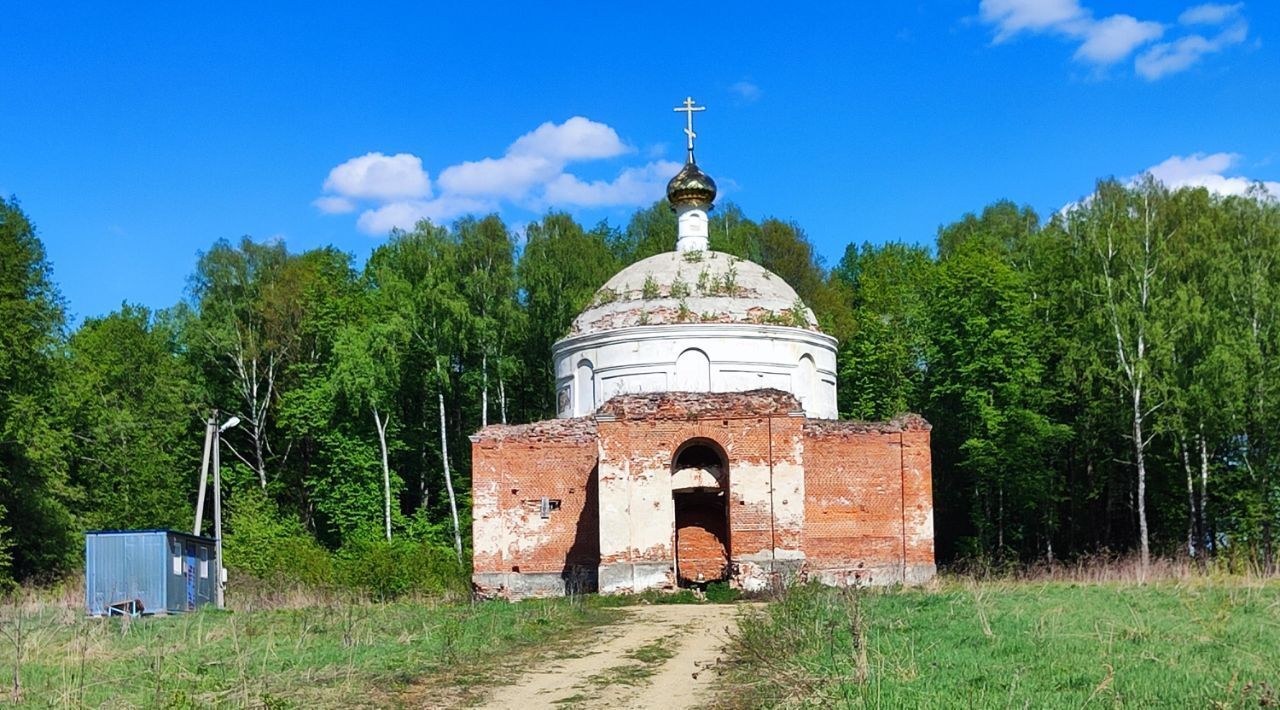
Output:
(2, 1), (1276, 322)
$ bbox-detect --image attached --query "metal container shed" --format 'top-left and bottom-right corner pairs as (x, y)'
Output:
(84, 529), (217, 616)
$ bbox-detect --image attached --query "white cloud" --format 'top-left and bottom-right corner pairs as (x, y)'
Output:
(1074, 14), (1164, 63)
(355, 196), (491, 234)
(438, 155), (561, 199)
(1135, 17), (1248, 80)
(730, 80), (762, 103)
(321, 152), (430, 201)
(1136, 152), (1279, 196)
(543, 161), (682, 208)
(438, 117), (630, 199)
(978, 0), (1250, 78)
(980, 0), (1163, 64)
(317, 117), (679, 235)
(981, 0), (1087, 41)
(1179, 3), (1242, 25)
(312, 195), (356, 214)
(508, 116), (629, 161)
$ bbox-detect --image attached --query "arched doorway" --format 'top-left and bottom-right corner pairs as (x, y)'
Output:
(671, 439), (729, 585)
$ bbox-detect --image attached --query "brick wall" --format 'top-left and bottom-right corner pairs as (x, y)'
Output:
(471, 419), (599, 585)
(674, 494), (728, 583)
(802, 416), (934, 584)
(471, 392), (934, 597)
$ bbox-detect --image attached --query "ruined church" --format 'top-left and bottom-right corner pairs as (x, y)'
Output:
(471, 99), (934, 598)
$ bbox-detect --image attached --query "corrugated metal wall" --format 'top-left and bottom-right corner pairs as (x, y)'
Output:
(85, 531), (217, 615)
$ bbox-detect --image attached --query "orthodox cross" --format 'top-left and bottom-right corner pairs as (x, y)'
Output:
(673, 96), (705, 160)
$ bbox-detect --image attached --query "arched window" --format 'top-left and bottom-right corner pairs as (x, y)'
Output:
(675, 348), (711, 392)
(796, 354), (816, 409)
(575, 359), (595, 415)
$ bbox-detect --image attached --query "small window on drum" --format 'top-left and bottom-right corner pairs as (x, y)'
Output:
(575, 359), (595, 415)
(796, 354), (817, 408)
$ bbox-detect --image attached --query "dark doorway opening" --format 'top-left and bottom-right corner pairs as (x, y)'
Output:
(673, 441), (729, 586)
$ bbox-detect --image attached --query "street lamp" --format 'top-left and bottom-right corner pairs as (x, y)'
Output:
(192, 411), (239, 609)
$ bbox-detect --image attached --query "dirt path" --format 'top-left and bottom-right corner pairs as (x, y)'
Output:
(476, 603), (745, 709)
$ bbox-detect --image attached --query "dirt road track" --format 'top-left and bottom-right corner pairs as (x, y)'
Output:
(476, 603), (744, 709)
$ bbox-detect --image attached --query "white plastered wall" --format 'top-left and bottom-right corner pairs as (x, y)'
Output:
(553, 324), (838, 419)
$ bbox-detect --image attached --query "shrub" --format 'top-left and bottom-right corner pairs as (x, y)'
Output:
(223, 488), (334, 586)
(337, 537), (469, 601)
(642, 274), (659, 299)
(669, 274), (690, 299)
(705, 580), (741, 603)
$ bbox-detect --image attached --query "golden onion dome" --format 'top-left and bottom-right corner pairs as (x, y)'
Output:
(666, 160), (717, 210)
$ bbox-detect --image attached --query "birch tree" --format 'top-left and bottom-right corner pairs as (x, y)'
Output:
(190, 237), (296, 490)
(1219, 190), (1280, 569)
(367, 223), (468, 561)
(457, 215), (517, 429)
(517, 214), (617, 419)
(331, 318), (403, 541)
(1068, 178), (1173, 568)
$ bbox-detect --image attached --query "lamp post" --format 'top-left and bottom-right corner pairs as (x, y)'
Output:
(213, 414), (240, 609)
(192, 411), (240, 609)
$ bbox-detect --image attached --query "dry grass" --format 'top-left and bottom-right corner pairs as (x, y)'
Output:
(947, 551), (1272, 585)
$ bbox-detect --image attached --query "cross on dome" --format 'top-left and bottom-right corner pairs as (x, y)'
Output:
(673, 96), (705, 162)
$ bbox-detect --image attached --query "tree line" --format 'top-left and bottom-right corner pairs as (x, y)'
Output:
(0, 177), (1276, 587)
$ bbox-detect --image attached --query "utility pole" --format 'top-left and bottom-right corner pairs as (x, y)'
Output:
(213, 410), (225, 609)
(193, 416), (215, 536)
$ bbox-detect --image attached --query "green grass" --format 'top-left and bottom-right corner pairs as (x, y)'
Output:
(587, 636), (678, 689)
(723, 579), (1280, 708)
(0, 595), (615, 708)
(625, 637), (678, 665)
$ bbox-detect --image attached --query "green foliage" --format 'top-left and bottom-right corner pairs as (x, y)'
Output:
(0, 176), (1278, 584)
(594, 287), (618, 305)
(641, 274), (659, 299)
(610, 201), (676, 264)
(676, 299), (692, 322)
(223, 487), (334, 587)
(517, 214), (617, 419)
(62, 305), (199, 532)
(669, 274), (690, 299)
(0, 197), (73, 583)
(926, 238), (1069, 557)
(835, 242), (933, 420)
(704, 580), (740, 603)
(336, 537), (469, 601)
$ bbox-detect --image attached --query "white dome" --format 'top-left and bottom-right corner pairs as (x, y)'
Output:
(553, 250), (838, 419)
(571, 250), (819, 335)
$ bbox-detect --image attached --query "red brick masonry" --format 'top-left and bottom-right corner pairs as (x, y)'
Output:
(471, 390), (934, 599)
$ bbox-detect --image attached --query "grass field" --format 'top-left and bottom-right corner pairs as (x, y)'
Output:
(722, 578), (1280, 708)
(0, 591), (614, 708)
(3, 576), (1278, 708)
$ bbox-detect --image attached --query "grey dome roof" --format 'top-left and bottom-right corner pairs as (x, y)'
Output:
(569, 250), (820, 336)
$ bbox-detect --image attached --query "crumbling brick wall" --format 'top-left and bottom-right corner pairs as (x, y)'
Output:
(802, 415), (935, 585)
(674, 497), (728, 583)
(470, 391), (934, 599)
(595, 390), (808, 593)
(471, 418), (599, 598)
